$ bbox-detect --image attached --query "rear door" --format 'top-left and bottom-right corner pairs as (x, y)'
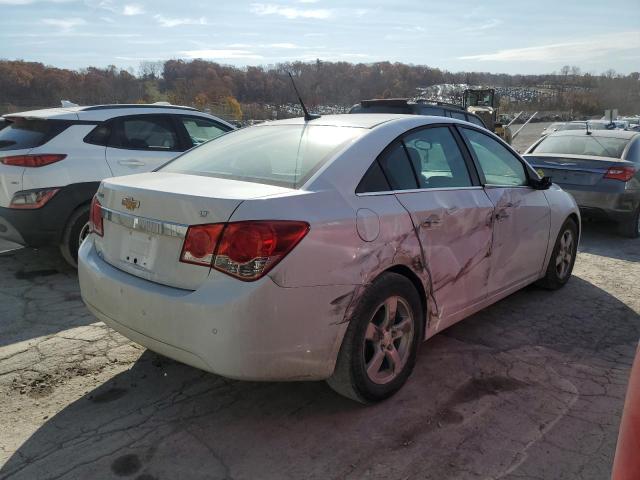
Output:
(459, 127), (550, 295)
(105, 114), (184, 177)
(377, 125), (495, 319)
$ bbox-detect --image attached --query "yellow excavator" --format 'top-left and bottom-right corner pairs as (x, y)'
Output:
(463, 88), (513, 144)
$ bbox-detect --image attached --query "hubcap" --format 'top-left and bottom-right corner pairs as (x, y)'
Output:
(555, 229), (574, 279)
(363, 296), (414, 385)
(78, 222), (91, 247)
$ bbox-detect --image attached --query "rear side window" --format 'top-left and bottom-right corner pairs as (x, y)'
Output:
(378, 142), (418, 190)
(356, 161), (390, 193)
(179, 117), (228, 147)
(403, 127), (472, 189)
(111, 115), (179, 151)
(0, 118), (68, 151)
(84, 123), (111, 146)
(161, 125), (363, 189)
(416, 106), (446, 116)
(466, 115), (486, 127)
(461, 128), (528, 186)
(450, 111), (467, 121)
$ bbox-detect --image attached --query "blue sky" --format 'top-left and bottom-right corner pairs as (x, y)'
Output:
(1, 0), (639, 75)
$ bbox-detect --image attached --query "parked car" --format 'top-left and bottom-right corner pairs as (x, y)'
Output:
(79, 114), (580, 403)
(524, 130), (640, 237)
(0, 104), (233, 265)
(561, 120), (610, 131)
(349, 98), (488, 129)
(540, 122), (566, 137)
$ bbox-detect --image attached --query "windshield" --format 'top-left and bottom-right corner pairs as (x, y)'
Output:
(160, 124), (363, 188)
(532, 134), (629, 159)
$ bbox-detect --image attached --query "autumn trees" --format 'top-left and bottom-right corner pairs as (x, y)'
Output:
(0, 59), (638, 119)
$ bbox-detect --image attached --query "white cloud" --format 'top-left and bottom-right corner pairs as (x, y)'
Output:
(154, 14), (208, 27)
(250, 3), (332, 20)
(181, 49), (263, 60)
(461, 31), (640, 63)
(267, 42), (298, 49)
(0, 0), (73, 3)
(299, 0), (319, 3)
(42, 17), (86, 31)
(123, 4), (143, 15)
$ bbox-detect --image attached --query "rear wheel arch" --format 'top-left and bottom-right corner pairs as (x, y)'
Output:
(381, 264), (428, 334)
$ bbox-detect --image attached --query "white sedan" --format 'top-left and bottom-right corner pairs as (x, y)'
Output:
(79, 114), (580, 403)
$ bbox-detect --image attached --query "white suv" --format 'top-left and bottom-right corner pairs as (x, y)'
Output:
(0, 104), (233, 265)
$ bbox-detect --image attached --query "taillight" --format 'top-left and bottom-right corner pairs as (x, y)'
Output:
(89, 195), (104, 237)
(0, 154), (66, 167)
(9, 188), (60, 209)
(180, 224), (224, 266)
(605, 166), (636, 182)
(180, 220), (309, 281)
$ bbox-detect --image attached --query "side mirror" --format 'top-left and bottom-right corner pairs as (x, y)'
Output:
(530, 176), (552, 190)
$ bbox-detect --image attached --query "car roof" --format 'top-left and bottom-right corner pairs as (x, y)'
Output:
(547, 129), (640, 140)
(2, 104), (232, 127)
(256, 113), (450, 129)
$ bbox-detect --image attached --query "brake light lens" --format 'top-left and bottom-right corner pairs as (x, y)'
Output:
(0, 154), (66, 167)
(89, 195), (104, 237)
(180, 220), (309, 280)
(180, 224), (224, 266)
(605, 166), (636, 182)
(9, 188), (60, 209)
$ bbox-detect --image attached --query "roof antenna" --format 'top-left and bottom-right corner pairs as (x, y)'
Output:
(287, 72), (320, 121)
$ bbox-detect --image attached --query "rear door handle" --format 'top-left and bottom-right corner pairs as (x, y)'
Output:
(118, 159), (146, 167)
(421, 214), (442, 228)
(495, 209), (510, 221)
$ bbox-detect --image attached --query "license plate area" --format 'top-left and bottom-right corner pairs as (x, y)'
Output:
(121, 230), (158, 270)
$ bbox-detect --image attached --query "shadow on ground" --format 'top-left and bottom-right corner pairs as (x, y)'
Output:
(2, 274), (638, 479)
(578, 221), (640, 263)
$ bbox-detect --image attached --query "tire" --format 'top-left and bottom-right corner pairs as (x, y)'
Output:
(536, 217), (578, 290)
(326, 272), (423, 404)
(59, 204), (91, 268)
(617, 207), (640, 239)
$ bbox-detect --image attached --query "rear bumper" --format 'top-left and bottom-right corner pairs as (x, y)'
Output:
(78, 239), (353, 381)
(561, 187), (640, 223)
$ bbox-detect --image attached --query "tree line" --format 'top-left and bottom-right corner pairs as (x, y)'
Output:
(1, 59), (638, 119)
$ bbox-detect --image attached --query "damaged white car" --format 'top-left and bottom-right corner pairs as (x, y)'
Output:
(79, 114), (580, 403)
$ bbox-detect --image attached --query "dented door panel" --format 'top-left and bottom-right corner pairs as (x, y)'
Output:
(394, 188), (495, 322)
(484, 186), (551, 294)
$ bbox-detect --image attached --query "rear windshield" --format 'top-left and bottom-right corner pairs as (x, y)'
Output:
(532, 134), (629, 159)
(160, 124), (364, 188)
(0, 118), (67, 151)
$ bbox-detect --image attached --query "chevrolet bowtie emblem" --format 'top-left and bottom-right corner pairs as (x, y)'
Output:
(121, 197), (140, 211)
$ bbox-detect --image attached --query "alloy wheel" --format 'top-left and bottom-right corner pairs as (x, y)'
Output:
(363, 296), (414, 385)
(555, 229), (574, 279)
(78, 221), (91, 247)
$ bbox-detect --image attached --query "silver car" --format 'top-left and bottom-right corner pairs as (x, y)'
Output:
(525, 130), (640, 237)
(79, 114), (580, 403)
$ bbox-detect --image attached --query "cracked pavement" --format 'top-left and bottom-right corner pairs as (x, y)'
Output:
(0, 220), (638, 479)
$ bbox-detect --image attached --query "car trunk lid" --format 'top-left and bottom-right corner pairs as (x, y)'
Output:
(95, 172), (296, 290)
(524, 154), (632, 186)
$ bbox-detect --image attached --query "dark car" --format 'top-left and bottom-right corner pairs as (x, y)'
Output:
(524, 130), (640, 237)
(0, 118), (7, 131)
(349, 98), (488, 129)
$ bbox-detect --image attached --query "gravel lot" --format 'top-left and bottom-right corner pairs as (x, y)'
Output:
(1, 122), (639, 480)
